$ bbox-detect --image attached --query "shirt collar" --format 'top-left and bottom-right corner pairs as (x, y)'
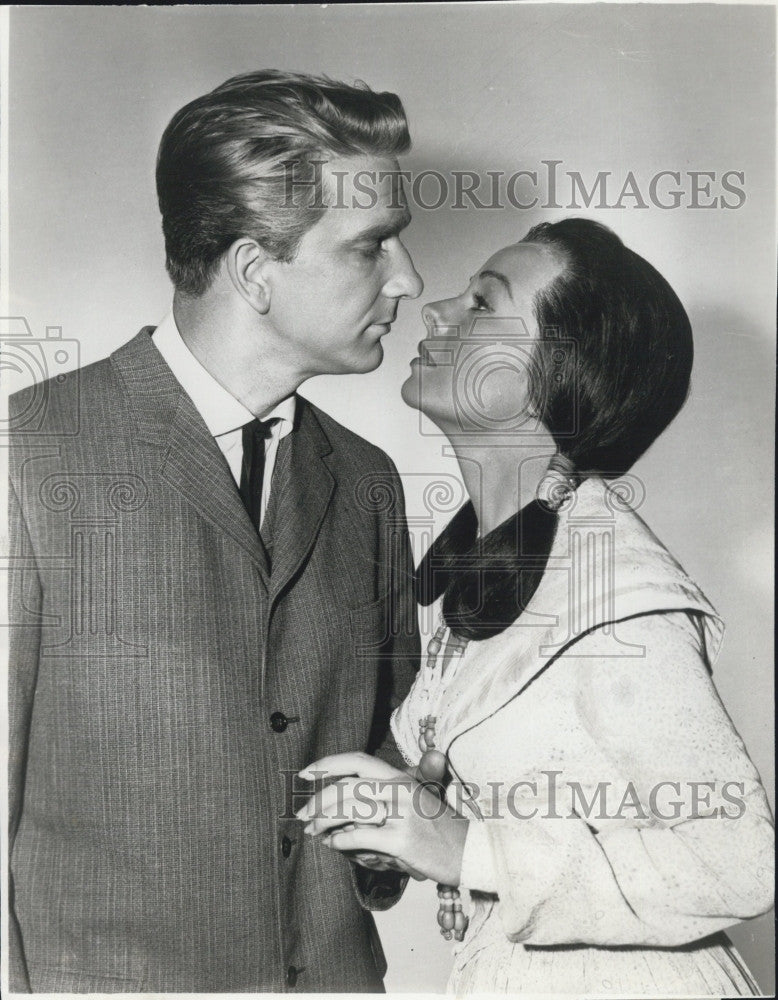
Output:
(152, 312), (296, 439)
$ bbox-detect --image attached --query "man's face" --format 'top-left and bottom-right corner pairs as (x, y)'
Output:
(264, 156), (423, 377)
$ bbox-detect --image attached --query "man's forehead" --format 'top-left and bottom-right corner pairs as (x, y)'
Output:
(316, 156), (412, 240)
(323, 204), (412, 247)
(322, 154), (404, 191)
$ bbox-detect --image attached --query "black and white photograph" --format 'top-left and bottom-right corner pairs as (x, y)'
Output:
(1, 3), (775, 996)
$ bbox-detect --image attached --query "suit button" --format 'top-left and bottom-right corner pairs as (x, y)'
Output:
(270, 711), (288, 733)
(286, 965), (299, 988)
(281, 835), (293, 858)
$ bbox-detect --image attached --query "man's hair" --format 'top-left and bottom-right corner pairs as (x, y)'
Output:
(525, 217), (694, 478)
(156, 69), (411, 295)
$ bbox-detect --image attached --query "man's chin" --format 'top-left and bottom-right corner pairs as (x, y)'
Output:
(347, 342), (384, 375)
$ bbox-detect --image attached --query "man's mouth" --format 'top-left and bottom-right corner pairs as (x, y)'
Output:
(367, 317), (396, 335)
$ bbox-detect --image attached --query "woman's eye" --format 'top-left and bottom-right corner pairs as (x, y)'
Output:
(472, 292), (492, 312)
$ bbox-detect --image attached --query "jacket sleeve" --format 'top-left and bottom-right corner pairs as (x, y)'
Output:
(7, 477), (41, 992)
(367, 457), (420, 770)
(354, 458), (419, 911)
(458, 611), (775, 947)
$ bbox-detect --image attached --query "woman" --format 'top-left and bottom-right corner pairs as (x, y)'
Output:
(296, 219), (774, 994)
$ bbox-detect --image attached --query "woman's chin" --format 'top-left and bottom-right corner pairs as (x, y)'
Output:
(400, 370), (422, 410)
(401, 375), (453, 434)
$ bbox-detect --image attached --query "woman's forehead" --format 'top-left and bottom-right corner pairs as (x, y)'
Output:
(481, 242), (565, 292)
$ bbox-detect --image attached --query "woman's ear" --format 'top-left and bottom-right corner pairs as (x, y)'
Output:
(225, 238), (273, 314)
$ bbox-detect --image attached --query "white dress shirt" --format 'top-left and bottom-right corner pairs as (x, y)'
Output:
(152, 312), (296, 529)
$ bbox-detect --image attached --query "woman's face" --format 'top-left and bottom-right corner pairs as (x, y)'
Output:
(401, 241), (566, 435)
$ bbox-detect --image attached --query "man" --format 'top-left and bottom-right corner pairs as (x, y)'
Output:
(8, 70), (422, 992)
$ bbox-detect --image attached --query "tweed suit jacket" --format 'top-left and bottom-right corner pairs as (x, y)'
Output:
(8, 328), (420, 993)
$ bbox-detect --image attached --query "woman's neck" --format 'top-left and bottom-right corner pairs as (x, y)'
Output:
(446, 434), (557, 536)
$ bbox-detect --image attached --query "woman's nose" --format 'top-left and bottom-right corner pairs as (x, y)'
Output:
(422, 301), (445, 335)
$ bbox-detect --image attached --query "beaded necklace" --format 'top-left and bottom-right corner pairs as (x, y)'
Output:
(416, 615), (470, 942)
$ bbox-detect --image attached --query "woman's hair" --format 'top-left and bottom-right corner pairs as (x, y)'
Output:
(524, 218), (693, 478)
(417, 218), (694, 641)
(156, 69), (410, 296)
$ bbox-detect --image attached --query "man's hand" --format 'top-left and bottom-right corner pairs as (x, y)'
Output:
(296, 752), (468, 886)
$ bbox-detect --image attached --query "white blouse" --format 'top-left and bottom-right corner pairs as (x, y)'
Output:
(391, 478), (773, 995)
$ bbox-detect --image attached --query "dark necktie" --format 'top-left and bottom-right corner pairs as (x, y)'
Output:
(239, 418), (276, 536)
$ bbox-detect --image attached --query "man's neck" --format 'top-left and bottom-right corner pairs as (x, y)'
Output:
(172, 293), (301, 417)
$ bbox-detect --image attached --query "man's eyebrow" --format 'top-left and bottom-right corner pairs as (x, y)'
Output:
(478, 269), (514, 302)
(348, 209), (413, 244)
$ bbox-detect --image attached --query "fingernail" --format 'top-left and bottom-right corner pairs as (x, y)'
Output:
(303, 824), (313, 835)
(297, 770), (313, 780)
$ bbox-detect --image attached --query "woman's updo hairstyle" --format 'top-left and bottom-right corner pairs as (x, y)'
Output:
(525, 218), (693, 478)
(416, 218), (694, 641)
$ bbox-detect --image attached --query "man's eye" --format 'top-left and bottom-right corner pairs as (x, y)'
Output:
(361, 241), (386, 260)
(472, 292), (492, 312)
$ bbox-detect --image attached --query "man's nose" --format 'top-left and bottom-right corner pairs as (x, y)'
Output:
(384, 242), (424, 300)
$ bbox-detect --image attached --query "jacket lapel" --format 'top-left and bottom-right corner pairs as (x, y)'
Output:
(162, 395), (271, 578)
(268, 398), (335, 605)
(111, 328), (270, 582)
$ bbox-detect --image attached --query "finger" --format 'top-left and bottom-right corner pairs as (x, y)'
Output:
(304, 796), (390, 836)
(295, 776), (360, 820)
(323, 831), (428, 881)
(344, 849), (416, 875)
(294, 777), (352, 823)
(321, 825), (397, 856)
(298, 751), (401, 783)
(296, 777), (406, 822)
(344, 849), (399, 868)
(353, 858), (395, 871)
(349, 853), (382, 868)
(296, 775), (389, 821)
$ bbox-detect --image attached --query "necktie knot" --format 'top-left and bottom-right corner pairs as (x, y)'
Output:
(244, 416), (276, 445)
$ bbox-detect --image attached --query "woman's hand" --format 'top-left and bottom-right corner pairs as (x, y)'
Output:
(296, 751), (469, 886)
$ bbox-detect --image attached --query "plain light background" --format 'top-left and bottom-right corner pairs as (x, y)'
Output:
(7, 4), (775, 994)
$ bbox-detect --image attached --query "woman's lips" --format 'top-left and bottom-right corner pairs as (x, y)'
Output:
(413, 343), (436, 366)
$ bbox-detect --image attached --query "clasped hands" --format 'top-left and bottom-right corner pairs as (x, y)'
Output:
(295, 751), (469, 886)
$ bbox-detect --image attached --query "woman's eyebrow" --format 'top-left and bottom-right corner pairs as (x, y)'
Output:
(478, 269), (515, 302)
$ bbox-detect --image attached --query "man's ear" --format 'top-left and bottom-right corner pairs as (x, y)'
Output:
(225, 238), (274, 314)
